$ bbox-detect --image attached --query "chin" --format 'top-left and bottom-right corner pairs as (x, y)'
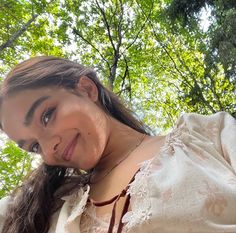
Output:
(76, 160), (98, 171)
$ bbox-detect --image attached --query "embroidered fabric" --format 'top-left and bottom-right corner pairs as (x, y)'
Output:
(80, 135), (171, 233)
(80, 204), (122, 233)
(121, 126), (185, 230)
(122, 159), (154, 230)
(79, 143), (165, 233)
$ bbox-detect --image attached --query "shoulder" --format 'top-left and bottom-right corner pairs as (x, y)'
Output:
(177, 111), (232, 126)
(175, 111), (235, 134)
(172, 112), (236, 158)
(0, 196), (12, 232)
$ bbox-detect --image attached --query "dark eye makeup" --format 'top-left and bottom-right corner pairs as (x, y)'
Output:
(41, 107), (56, 126)
(29, 107), (56, 153)
(30, 142), (40, 153)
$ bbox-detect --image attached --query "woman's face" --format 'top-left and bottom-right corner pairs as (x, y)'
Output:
(0, 77), (110, 170)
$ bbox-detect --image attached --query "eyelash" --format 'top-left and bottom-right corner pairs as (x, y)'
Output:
(41, 107), (55, 126)
(30, 143), (39, 153)
(29, 107), (56, 153)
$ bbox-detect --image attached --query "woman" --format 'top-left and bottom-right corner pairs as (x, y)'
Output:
(0, 56), (236, 233)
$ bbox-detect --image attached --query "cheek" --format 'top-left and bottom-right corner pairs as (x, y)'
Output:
(75, 116), (109, 169)
(80, 116), (108, 156)
(57, 103), (80, 124)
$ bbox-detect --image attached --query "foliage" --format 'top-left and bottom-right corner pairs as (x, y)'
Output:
(166, 0), (236, 110)
(0, 141), (33, 198)
(0, 0), (65, 76)
(0, 0), (236, 197)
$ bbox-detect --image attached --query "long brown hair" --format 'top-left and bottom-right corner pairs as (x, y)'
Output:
(0, 56), (149, 233)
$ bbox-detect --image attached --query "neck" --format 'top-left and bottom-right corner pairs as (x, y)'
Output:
(94, 117), (145, 174)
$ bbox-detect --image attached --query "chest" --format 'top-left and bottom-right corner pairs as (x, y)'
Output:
(86, 139), (161, 220)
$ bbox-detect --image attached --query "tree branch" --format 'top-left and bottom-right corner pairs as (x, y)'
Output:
(0, 14), (38, 53)
(123, 0), (153, 52)
(136, 0), (216, 113)
(95, 0), (116, 51)
(120, 55), (129, 90)
(172, 46), (217, 113)
(108, 0), (124, 88)
(73, 28), (111, 69)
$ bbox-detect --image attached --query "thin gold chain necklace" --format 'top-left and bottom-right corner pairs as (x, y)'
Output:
(89, 134), (147, 184)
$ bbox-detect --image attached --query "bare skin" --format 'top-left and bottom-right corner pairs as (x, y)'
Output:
(87, 134), (166, 223)
(0, 76), (166, 225)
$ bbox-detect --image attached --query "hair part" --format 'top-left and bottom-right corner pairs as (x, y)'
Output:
(0, 56), (149, 233)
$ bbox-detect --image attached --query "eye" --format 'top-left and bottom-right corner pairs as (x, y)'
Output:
(41, 107), (55, 126)
(30, 142), (39, 153)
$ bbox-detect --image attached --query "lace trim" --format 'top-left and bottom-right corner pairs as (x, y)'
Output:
(62, 185), (90, 224)
(80, 204), (121, 233)
(80, 161), (155, 232)
(123, 125), (186, 230)
(161, 123), (188, 155)
(122, 159), (153, 230)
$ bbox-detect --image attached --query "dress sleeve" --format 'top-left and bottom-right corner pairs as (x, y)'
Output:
(0, 196), (11, 233)
(179, 111), (236, 172)
(220, 112), (236, 172)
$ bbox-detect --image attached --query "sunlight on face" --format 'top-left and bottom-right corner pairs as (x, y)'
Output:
(0, 85), (110, 170)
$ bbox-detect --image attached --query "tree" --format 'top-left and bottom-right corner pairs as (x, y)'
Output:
(165, 0), (236, 116)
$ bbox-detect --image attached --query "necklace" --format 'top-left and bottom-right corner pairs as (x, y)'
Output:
(89, 134), (147, 184)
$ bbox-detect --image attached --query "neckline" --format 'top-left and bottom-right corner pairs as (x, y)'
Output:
(82, 135), (168, 233)
(87, 134), (167, 204)
(88, 167), (141, 206)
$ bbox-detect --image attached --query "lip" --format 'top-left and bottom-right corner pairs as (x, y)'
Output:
(62, 134), (79, 161)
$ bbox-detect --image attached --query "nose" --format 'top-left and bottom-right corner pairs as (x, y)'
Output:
(40, 135), (61, 160)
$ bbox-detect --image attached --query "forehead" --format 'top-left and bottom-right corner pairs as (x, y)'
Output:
(0, 88), (56, 139)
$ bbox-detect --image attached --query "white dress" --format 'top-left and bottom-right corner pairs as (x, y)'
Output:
(1, 112), (236, 233)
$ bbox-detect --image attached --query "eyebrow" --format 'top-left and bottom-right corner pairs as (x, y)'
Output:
(24, 95), (50, 126)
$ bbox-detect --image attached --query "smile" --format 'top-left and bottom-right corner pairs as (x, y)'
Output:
(62, 133), (79, 161)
